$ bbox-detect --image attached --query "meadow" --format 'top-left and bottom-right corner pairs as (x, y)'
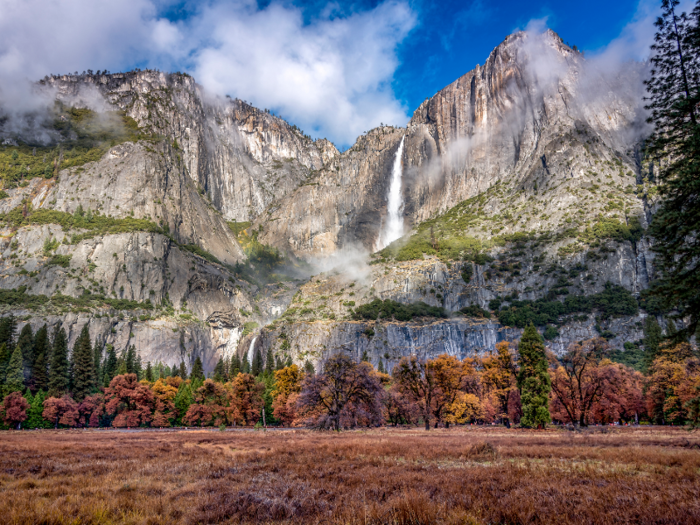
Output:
(1, 426), (699, 524)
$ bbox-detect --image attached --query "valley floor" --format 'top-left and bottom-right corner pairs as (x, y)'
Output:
(1, 427), (699, 524)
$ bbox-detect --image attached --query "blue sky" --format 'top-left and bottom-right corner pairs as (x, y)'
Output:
(0, 0), (671, 147)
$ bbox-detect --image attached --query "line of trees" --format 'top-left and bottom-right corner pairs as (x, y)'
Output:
(1, 316), (698, 430)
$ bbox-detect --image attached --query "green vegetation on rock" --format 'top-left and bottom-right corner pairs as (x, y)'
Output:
(353, 299), (447, 322)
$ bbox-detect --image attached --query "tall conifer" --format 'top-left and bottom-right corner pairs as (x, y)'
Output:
(4, 346), (25, 394)
(16, 324), (34, 382)
(48, 327), (70, 397)
(645, 0), (700, 337)
(72, 324), (94, 401)
(190, 356), (204, 382)
(32, 326), (50, 392)
(517, 324), (551, 428)
(103, 346), (118, 386)
(252, 347), (263, 376)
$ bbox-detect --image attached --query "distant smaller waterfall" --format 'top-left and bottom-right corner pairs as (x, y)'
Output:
(247, 336), (257, 364)
(376, 136), (406, 251)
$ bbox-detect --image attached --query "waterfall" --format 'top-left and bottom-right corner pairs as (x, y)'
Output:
(376, 136), (405, 251)
(247, 336), (257, 364)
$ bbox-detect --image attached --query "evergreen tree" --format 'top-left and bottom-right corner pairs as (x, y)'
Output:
(93, 337), (103, 387)
(275, 356), (284, 370)
(304, 359), (315, 375)
(378, 358), (385, 374)
(361, 350), (369, 362)
(241, 352), (250, 374)
(134, 354), (143, 379)
(0, 315), (17, 350)
(4, 346), (25, 394)
(48, 327), (70, 397)
(178, 361), (188, 380)
(126, 345), (136, 374)
(213, 357), (226, 382)
(25, 389), (49, 429)
(645, 0), (700, 338)
(16, 324), (34, 383)
(285, 356), (293, 368)
(0, 343), (10, 385)
(32, 326), (50, 392)
(71, 324), (94, 401)
(102, 345), (118, 386)
(230, 354), (241, 378)
(265, 347), (274, 375)
(190, 356), (205, 382)
(145, 362), (154, 382)
(517, 324), (551, 428)
(643, 316), (664, 371)
(251, 347), (263, 376)
(174, 382), (193, 426)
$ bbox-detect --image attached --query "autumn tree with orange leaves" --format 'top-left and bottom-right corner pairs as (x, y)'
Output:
(645, 342), (700, 425)
(480, 342), (518, 427)
(228, 373), (265, 426)
(272, 364), (303, 425)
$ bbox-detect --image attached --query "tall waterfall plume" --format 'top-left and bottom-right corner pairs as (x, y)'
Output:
(376, 135), (405, 251)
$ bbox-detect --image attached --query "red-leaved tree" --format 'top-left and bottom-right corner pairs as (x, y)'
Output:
(184, 379), (229, 427)
(43, 395), (80, 428)
(2, 392), (30, 429)
(104, 374), (155, 427)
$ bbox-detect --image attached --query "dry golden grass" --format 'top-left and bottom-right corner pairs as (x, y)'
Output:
(1, 426), (699, 524)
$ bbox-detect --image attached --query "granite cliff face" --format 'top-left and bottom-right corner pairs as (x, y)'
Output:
(0, 30), (657, 373)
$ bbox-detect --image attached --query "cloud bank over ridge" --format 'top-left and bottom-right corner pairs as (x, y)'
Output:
(0, 0), (416, 147)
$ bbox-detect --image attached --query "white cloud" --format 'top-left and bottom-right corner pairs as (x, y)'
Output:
(0, 0), (416, 147)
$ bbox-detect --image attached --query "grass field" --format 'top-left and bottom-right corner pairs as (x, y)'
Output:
(1, 427), (699, 524)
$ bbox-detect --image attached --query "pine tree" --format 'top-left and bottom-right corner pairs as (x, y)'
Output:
(71, 324), (94, 401)
(361, 350), (369, 362)
(517, 324), (551, 428)
(190, 356), (204, 382)
(241, 353), (250, 374)
(230, 354), (241, 378)
(251, 347), (263, 376)
(179, 361), (188, 380)
(16, 324), (34, 383)
(0, 343), (10, 385)
(4, 346), (25, 394)
(102, 345), (118, 386)
(645, 0), (700, 338)
(213, 357), (226, 382)
(145, 362), (154, 382)
(174, 382), (193, 426)
(126, 345), (136, 374)
(134, 354), (143, 379)
(285, 356), (293, 368)
(378, 358), (385, 374)
(275, 356), (283, 370)
(32, 326), (50, 392)
(93, 338), (103, 387)
(48, 328), (70, 397)
(0, 315), (17, 350)
(264, 347), (274, 375)
(643, 316), (664, 371)
(25, 389), (49, 429)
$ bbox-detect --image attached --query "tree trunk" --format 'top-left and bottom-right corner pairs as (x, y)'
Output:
(424, 416), (430, 431)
